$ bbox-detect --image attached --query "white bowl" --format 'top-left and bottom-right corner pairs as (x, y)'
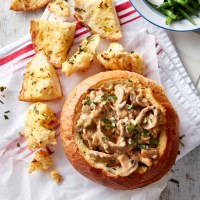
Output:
(129, 0), (200, 32)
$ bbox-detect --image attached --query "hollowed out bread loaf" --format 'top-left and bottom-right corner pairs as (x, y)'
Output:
(60, 71), (179, 190)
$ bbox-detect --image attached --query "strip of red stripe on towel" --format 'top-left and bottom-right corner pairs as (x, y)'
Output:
(0, 43), (33, 66)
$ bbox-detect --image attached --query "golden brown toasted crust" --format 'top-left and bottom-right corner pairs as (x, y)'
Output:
(60, 71), (179, 190)
(10, 0), (52, 11)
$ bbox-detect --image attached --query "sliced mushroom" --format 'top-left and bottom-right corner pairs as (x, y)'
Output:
(135, 93), (149, 107)
(141, 148), (158, 159)
(129, 90), (136, 103)
(134, 106), (159, 130)
(115, 85), (125, 104)
(88, 150), (116, 162)
(107, 120), (126, 149)
(117, 154), (138, 176)
(136, 152), (152, 167)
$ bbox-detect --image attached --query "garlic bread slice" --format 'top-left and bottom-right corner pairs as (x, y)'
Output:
(74, 0), (122, 41)
(62, 34), (100, 76)
(30, 20), (76, 68)
(25, 103), (57, 149)
(48, 0), (70, 17)
(10, 0), (51, 11)
(97, 43), (145, 75)
(19, 51), (62, 102)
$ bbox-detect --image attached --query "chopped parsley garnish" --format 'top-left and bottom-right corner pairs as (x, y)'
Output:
(141, 129), (150, 136)
(126, 124), (134, 134)
(169, 178), (179, 187)
(136, 144), (148, 150)
(0, 100), (4, 104)
(101, 118), (116, 129)
(0, 86), (6, 92)
(86, 96), (92, 106)
(4, 115), (9, 120)
(101, 118), (111, 124)
(30, 72), (34, 77)
(85, 96), (97, 106)
(179, 135), (185, 140)
(101, 94), (118, 102)
(4, 110), (10, 114)
(127, 104), (135, 110)
(102, 137), (107, 142)
(150, 139), (159, 147)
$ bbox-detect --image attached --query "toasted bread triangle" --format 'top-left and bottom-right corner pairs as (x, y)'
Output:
(10, 0), (51, 11)
(19, 51), (62, 102)
(74, 0), (122, 41)
(30, 20), (76, 68)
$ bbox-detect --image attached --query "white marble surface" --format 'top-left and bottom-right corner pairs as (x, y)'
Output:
(0, 1), (200, 200)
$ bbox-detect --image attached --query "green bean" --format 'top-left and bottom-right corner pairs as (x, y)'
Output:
(145, 0), (199, 26)
(157, 2), (171, 9)
(161, 9), (177, 19)
(166, 16), (173, 25)
(177, 7), (196, 25)
(174, 0), (199, 17)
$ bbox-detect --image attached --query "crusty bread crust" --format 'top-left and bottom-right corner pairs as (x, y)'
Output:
(60, 71), (179, 190)
(10, 0), (52, 11)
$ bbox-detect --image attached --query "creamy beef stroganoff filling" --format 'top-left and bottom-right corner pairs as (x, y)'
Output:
(76, 81), (162, 177)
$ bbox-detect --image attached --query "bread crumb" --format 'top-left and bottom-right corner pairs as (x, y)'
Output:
(50, 169), (63, 184)
(29, 150), (53, 173)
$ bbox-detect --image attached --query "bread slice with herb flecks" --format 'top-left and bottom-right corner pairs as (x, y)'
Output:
(30, 20), (76, 68)
(19, 51), (62, 102)
(74, 0), (122, 41)
(10, 0), (52, 11)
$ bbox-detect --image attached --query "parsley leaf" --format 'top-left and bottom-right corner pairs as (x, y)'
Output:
(169, 178), (179, 188)
(101, 94), (118, 102)
(127, 104), (135, 110)
(86, 96), (92, 106)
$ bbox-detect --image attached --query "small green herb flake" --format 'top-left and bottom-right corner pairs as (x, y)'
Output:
(101, 118), (111, 124)
(150, 139), (159, 147)
(86, 96), (92, 106)
(179, 135), (185, 140)
(0, 86), (6, 92)
(30, 72), (34, 77)
(4, 110), (10, 114)
(111, 122), (116, 128)
(127, 138), (133, 145)
(137, 144), (148, 150)
(169, 178), (179, 188)
(102, 137), (107, 142)
(141, 129), (149, 136)
(33, 106), (39, 114)
(126, 124), (134, 134)
(127, 104), (135, 110)
(4, 115), (9, 120)
(101, 94), (118, 102)
(0, 100), (4, 104)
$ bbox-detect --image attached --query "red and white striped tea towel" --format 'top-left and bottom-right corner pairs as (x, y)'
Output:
(0, 0), (199, 200)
